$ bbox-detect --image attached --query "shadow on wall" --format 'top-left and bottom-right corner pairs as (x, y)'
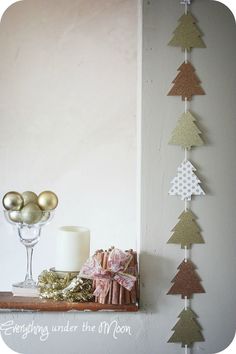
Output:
(139, 251), (176, 313)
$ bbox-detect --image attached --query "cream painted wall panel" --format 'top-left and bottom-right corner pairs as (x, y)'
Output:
(0, 0), (137, 290)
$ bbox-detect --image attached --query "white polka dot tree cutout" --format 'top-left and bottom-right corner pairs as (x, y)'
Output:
(169, 160), (205, 201)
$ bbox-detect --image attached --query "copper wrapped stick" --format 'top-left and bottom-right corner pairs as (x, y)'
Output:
(99, 250), (108, 304)
(94, 250), (103, 303)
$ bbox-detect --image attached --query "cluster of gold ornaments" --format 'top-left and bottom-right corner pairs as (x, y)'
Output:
(2, 191), (58, 225)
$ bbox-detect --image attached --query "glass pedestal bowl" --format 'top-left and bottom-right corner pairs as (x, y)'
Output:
(4, 209), (54, 290)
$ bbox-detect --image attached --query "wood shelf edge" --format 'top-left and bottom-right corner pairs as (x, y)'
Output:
(0, 292), (139, 312)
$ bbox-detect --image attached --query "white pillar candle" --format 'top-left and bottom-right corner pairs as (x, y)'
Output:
(55, 226), (90, 272)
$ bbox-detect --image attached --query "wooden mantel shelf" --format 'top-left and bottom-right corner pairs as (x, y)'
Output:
(0, 292), (139, 312)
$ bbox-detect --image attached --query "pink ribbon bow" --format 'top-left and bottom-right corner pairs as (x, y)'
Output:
(79, 248), (137, 298)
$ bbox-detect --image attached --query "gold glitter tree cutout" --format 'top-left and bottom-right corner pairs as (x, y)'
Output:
(168, 12), (206, 51)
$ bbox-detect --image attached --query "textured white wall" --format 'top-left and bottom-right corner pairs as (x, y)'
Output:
(0, 1), (236, 354)
(0, 0), (138, 290)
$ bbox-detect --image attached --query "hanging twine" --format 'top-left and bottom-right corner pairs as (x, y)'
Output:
(183, 3), (190, 353)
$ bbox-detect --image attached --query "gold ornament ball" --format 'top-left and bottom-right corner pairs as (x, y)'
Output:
(40, 211), (50, 223)
(22, 191), (38, 206)
(9, 211), (23, 223)
(21, 203), (42, 225)
(38, 191), (58, 211)
(2, 191), (23, 211)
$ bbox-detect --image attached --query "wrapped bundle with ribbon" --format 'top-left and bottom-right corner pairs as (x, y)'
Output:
(79, 247), (138, 305)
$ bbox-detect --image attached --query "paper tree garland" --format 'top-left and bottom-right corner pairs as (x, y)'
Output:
(167, 61), (205, 100)
(168, 13), (206, 51)
(167, 210), (204, 249)
(168, 307), (204, 347)
(167, 260), (205, 299)
(167, 3), (207, 349)
(169, 111), (204, 149)
(169, 160), (205, 201)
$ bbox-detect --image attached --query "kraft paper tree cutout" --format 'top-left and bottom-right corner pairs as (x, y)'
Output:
(168, 307), (204, 347)
(169, 111), (204, 150)
(167, 259), (205, 298)
(167, 61), (205, 100)
(168, 12), (206, 51)
(169, 160), (205, 201)
(167, 210), (204, 249)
